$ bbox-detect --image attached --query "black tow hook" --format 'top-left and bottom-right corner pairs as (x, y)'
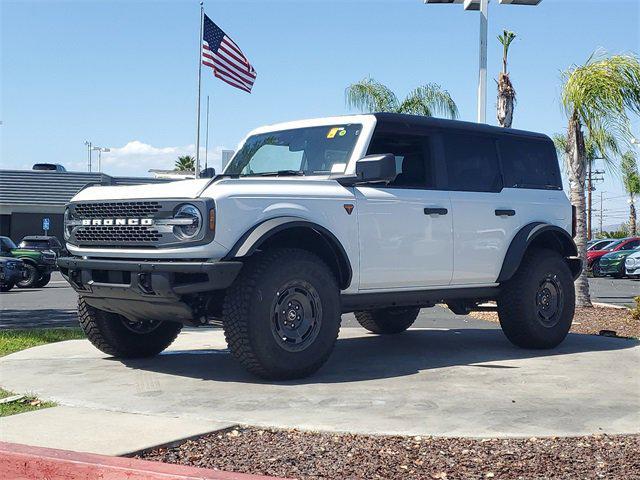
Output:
(137, 273), (154, 294)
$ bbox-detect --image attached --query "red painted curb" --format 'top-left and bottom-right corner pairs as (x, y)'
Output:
(0, 442), (289, 480)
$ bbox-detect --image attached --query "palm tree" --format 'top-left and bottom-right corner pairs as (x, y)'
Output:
(345, 78), (458, 119)
(174, 155), (195, 172)
(621, 151), (640, 236)
(553, 130), (618, 240)
(560, 51), (640, 307)
(497, 30), (516, 128)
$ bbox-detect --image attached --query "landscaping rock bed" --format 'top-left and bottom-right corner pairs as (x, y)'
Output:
(471, 305), (639, 339)
(140, 428), (640, 479)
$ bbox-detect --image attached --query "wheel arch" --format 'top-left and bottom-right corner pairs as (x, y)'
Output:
(225, 216), (353, 290)
(497, 222), (581, 282)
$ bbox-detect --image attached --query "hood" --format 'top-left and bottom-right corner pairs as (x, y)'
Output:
(72, 179), (212, 202)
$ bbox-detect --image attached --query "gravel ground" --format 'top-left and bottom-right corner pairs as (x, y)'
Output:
(471, 305), (639, 339)
(140, 428), (640, 480)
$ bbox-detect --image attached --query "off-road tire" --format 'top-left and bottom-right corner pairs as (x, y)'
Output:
(354, 307), (420, 334)
(16, 263), (38, 288)
(33, 273), (51, 288)
(78, 296), (182, 358)
(222, 248), (341, 380)
(0, 282), (14, 292)
(498, 248), (575, 349)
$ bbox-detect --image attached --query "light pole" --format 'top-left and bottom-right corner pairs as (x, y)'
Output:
(84, 140), (92, 172)
(424, 0), (542, 124)
(92, 146), (110, 173)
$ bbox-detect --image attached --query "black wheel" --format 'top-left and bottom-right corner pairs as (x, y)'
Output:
(222, 248), (341, 380)
(591, 259), (602, 277)
(33, 273), (51, 288)
(16, 263), (38, 288)
(0, 282), (14, 292)
(78, 296), (182, 358)
(498, 248), (575, 349)
(354, 307), (420, 334)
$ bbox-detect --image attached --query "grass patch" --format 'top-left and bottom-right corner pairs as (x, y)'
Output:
(0, 328), (85, 357)
(0, 387), (56, 417)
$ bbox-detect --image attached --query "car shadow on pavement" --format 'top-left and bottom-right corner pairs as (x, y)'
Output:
(0, 309), (79, 329)
(119, 328), (639, 385)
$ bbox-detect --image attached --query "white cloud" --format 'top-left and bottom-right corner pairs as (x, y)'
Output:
(93, 141), (227, 177)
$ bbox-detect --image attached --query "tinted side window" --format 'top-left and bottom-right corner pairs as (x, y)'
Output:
(499, 138), (561, 189)
(367, 134), (435, 189)
(443, 134), (501, 192)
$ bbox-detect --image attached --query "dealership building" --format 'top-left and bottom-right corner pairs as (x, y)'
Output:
(0, 168), (167, 243)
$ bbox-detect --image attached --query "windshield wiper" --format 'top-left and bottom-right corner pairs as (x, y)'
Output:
(246, 170), (305, 177)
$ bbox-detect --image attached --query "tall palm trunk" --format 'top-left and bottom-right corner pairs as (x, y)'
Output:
(566, 112), (592, 307)
(497, 73), (515, 128)
(630, 198), (637, 236)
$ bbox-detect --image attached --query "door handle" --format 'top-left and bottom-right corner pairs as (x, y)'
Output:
(424, 207), (448, 216)
(495, 209), (516, 216)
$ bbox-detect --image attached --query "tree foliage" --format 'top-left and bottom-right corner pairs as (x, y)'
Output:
(174, 155), (195, 172)
(345, 78), (458, 119)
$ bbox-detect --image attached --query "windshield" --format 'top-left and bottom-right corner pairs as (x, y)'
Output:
(603, 240), (623, 251)
(1, 237), (17, 249)
(19, 240), (49, 248)
(225, 124), (362, 176)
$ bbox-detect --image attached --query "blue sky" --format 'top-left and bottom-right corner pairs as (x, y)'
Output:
(1, 0), (639, 227)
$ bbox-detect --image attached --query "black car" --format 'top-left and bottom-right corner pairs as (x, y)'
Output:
(0, 257), (26, 292)
(18, 235), (66, 257)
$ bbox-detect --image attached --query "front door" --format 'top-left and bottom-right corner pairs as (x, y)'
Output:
(356, 130), (453, 290)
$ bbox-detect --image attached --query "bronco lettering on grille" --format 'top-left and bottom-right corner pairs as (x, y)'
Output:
(81, 218), (154, 226)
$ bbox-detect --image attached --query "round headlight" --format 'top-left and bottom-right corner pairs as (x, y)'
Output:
(174, 204), (203, 240)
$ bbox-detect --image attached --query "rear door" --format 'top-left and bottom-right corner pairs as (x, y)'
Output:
(444, 132), (515, 285)
(355, 128), (453, 290)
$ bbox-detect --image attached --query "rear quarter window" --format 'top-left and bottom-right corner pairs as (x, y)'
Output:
(499, 137), (562, 190)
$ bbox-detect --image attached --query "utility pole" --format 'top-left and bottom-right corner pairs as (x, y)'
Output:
(84, 140), (92, 172)
(599, 191), (604, 236)
(586, 161), (605, 240)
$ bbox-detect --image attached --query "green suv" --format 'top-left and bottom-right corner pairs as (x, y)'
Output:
(598, 245), (640, 278)
(0, 236), (56, 288)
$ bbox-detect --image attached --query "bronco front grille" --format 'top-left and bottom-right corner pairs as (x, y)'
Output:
(74, 225), (162, 244)
(73, 201), (162, 219)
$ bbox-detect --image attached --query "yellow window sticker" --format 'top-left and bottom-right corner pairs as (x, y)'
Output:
(326, 127), (345, 139)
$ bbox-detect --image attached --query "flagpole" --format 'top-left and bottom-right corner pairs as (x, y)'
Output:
(194, 1), (204, 179)
(204, 95), (210, 171)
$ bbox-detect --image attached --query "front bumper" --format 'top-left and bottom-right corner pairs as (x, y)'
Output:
(1, 267), (24, 284)
(598, 259), (625, 276)
(57, 257), (243, 324)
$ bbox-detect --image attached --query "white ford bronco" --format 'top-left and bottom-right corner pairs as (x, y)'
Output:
(59, 113), (582, 379)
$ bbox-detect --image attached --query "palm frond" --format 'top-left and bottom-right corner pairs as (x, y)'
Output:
(561, 52), (640, 155)
(345, 78), (399, 113)
(398, 84), (459, 119)
(621, 150), (640, 195)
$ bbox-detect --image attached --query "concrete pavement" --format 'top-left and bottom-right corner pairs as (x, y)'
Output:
(1, 325), (638, 446)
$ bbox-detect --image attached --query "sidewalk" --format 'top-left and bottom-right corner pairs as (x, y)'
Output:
(0, 406), (234, 456)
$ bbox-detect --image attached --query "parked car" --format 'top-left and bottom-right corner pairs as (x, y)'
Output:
(0, 236), (56, 288)
(18, 235), (66, 257)
(625, 250), (640, 279)
(587, 239), (616, 251)
(598, 245), (640, 278)
(0, 257), (25, 292)
(587, 237), (640, 276)
(59, 113), (581, 379)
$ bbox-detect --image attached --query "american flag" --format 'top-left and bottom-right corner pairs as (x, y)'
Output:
(202, 15), (256, 93)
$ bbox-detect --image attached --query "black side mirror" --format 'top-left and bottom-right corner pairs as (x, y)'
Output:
(200, 167), (216, 178)
(333, 153), (397, 186)
(355, 153), (396, 184)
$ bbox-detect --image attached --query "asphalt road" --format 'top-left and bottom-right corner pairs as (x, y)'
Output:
(0, 272), (637, 329)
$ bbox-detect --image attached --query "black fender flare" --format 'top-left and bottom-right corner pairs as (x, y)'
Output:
(225, 216), (353, 289)
(497, 222), (581, 282)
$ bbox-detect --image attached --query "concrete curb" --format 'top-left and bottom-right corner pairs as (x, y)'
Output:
(592, 302), (630, 310)
(0, 441), (288, 480)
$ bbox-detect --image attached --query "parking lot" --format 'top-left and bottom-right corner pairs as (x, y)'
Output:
(0, 272), (637, 330)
